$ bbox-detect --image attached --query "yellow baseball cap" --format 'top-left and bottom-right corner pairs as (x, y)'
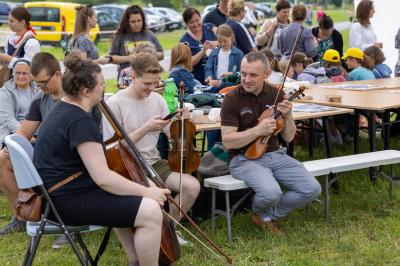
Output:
(322, 49), (340, 63)
(342, 47), (364, 60)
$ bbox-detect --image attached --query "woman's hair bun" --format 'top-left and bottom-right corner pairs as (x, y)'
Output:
(63, 50), (87, 71)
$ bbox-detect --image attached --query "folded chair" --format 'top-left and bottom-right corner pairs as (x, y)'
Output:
(5, 134), (110, 266)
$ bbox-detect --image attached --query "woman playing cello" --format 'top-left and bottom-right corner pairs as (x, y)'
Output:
(32, 54), (170, 266)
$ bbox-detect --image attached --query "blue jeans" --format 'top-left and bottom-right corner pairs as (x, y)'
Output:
(229, 148), (321, 220)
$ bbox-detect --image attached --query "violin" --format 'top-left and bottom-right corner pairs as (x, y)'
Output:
(99, 99), (232, 265)
(245, 87), (305, 159)
(168, 81), (200, 174)
(245, 26), (305, 160)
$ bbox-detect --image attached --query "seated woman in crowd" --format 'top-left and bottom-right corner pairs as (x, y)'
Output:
(280, 4), (317, 61)
(312, 15), (344, 62)
(363, 46), (392, 79)
(0, 59), (38, 146)
(204, 24), (243, 93)
(262, 48), (283, 84)
(169, 43), (201, 94)
(342, 47), (375, 81)
(180, 7), (217, 84)
(33, 54), (170, 266)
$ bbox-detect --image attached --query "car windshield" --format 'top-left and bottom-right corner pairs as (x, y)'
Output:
(28, 7), (60, 22)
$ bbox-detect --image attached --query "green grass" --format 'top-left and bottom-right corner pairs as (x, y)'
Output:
(2, 135), (400, 265)
(342, 28), (350, 52)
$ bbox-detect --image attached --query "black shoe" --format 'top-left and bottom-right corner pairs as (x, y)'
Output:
(0, 218), (26, 235)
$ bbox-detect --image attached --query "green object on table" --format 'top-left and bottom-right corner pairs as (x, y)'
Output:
(163, 78), (178, 113)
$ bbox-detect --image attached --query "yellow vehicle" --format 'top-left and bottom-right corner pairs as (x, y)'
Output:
(24, 2), (100, 47)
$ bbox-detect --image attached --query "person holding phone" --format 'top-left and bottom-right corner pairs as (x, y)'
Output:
(180, 7), (217, 84)
(104, 53), (200, 239)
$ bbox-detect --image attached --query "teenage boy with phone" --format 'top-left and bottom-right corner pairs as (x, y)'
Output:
(103, 53), (200, 231)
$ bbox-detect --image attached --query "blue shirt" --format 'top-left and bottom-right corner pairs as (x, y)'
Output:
(348, 66), (376, 81)
(226, 18), (256, 55)
(180, 23), (216, 84)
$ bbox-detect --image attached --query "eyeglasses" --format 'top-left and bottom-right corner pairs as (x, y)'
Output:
(36, 73), (55, 88)
(14, 72), (31, 77)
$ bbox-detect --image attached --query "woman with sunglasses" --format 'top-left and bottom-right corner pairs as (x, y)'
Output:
(70, 4), (109, 65)
(109, 5), (164, 79)
(180, 7), (217, 84)
(0, 7), (40, 83)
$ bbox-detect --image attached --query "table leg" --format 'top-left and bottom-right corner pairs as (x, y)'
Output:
(383, 110), (390, 150)
(322, 117), (332, 158)
(368, 111), (379, 182)
(354, 109), (360, 154)
(308, 118), (314, 158)
(368, 111), (377, 152)
(211, 189), (216, 234)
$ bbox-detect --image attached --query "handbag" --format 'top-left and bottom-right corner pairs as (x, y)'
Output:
(15, 172), (82, 222)
(0, 34), (35, 88)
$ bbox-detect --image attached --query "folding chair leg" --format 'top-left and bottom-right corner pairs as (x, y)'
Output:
(26, 232), (43, 266)
(75, 233), (95, 266)
(62, 229), (88, 266)
(22, 237), (34, 266)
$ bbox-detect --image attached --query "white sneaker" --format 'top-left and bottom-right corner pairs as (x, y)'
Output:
(176, 231), (189, 246)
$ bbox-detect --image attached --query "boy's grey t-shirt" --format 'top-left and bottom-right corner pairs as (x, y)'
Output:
(109, 31), (163, 76)
(25, 92), (57, 122)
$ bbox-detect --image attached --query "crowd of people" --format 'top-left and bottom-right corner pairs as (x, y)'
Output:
(0, 0), (399, 265)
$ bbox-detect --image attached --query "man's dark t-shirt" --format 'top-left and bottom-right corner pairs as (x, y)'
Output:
(203, 6), (227, 27)
(33, 102), (102, 197)
(220, 83), (284, 160)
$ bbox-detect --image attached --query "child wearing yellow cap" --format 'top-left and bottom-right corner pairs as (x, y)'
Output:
(322, 49), (348, 82)
(342, 47), (375, 81)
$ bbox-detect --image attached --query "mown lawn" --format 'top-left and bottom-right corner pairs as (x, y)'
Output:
(1, 134), (400, 265)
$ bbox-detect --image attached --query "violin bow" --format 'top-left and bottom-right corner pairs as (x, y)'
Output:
(272, 25), (304, 107)
(99, 100), (233, 265)
(178, 81), (185, 219)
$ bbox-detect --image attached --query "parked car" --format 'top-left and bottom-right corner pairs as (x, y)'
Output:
(94, 4), (164, 33)
(256, 2), (275, 18)
(202, 4), (216, 18)
(24, 1), (100, 48)
(144, 7), (183, 31)
(96, 11), (118, 39)
(0, 2), (20, 25)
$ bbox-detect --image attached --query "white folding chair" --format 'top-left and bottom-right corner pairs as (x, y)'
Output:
(5, 134), (109, 266)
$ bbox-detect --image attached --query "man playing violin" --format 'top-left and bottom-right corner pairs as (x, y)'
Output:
(221, 52), (321, 235)
(104, 52), (200, 225)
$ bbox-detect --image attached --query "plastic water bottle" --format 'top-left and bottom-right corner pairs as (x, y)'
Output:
(163, 78), (178, 113)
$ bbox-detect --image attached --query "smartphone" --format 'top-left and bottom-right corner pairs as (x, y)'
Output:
(163, 111), (178, 120)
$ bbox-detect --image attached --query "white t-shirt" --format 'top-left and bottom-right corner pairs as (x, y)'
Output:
(349, 22), (377, 50)
(103, 89), (170, 164)
(216, 49), (231, 80)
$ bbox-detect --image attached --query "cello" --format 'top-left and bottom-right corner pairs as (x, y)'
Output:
(245, 26), (305, 160)
(99, 100), (232, 265)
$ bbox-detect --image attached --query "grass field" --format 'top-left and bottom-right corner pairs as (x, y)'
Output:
(1, 135), (400, 265)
